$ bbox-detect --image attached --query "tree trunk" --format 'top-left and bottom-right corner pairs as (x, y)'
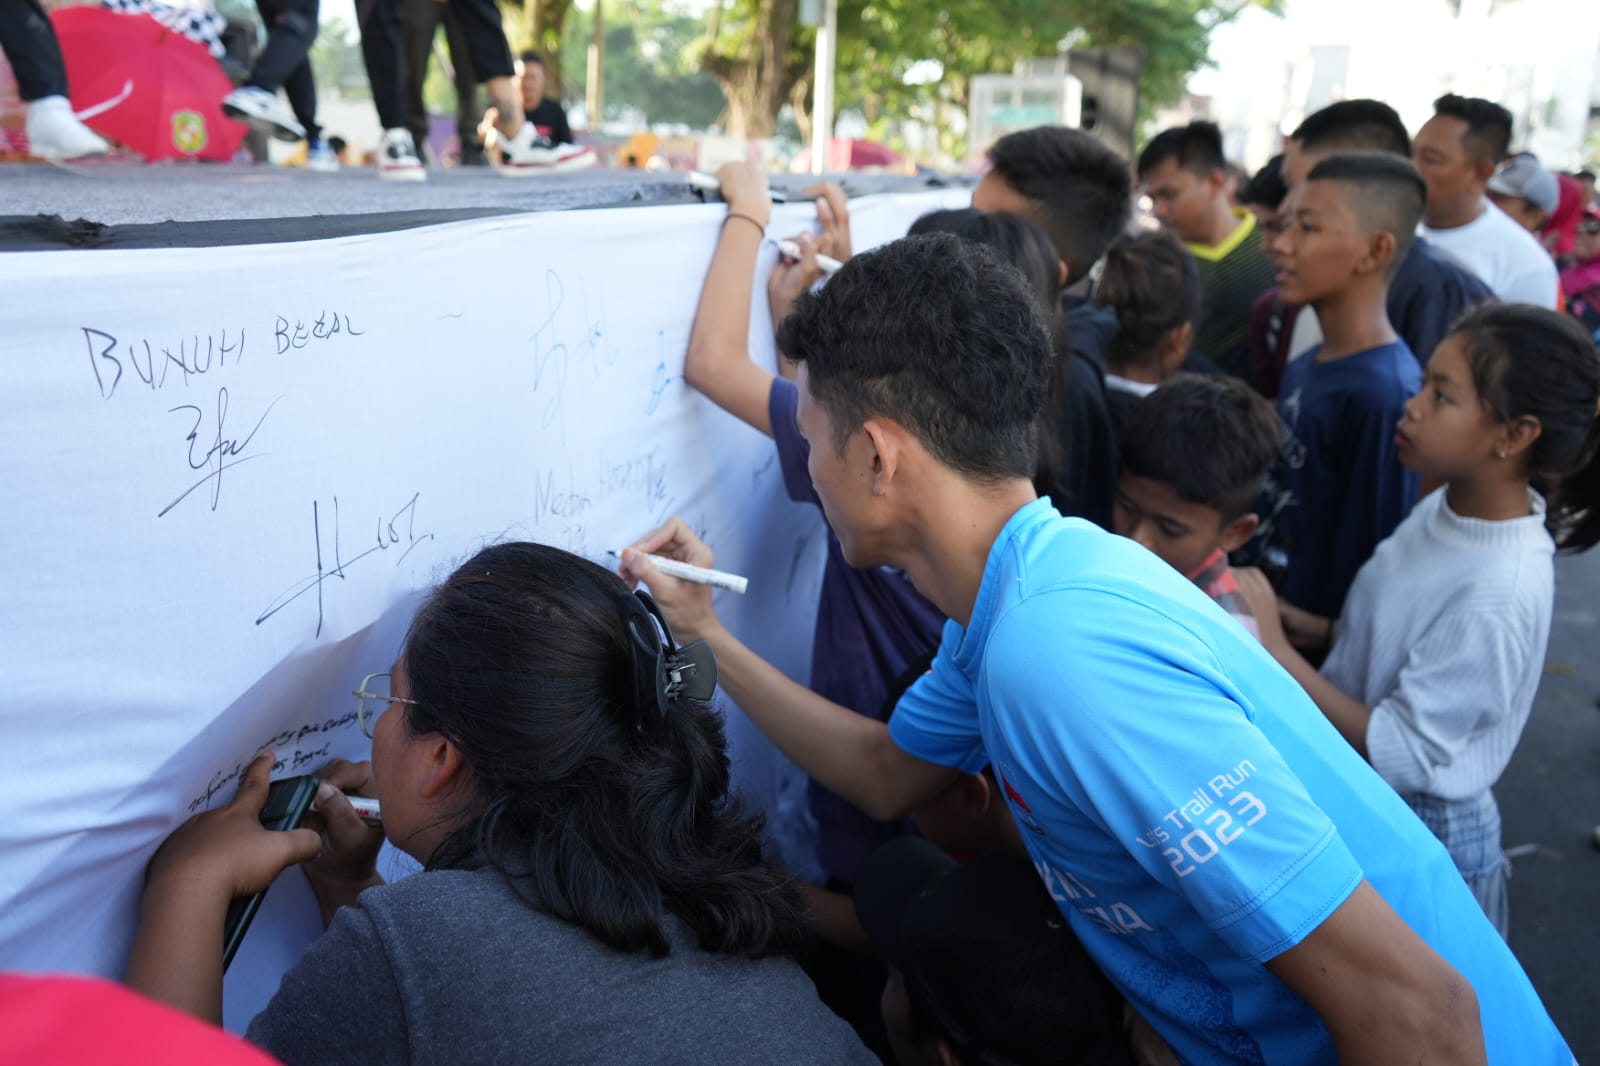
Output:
(527, 0), (575, 100)
(700, 0), (803, 139)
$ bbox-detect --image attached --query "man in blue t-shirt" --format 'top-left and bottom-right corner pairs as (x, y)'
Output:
(624, 233), (1569, 1064)
(1257, 153), (1427, 620)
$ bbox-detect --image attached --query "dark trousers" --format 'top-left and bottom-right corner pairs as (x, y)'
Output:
(0, 0), (68, 101)
(252, 0), (319, 140)
(246, 0), (319, 95)
(404, 0), (479, 155)
(358, 0), (513, 131)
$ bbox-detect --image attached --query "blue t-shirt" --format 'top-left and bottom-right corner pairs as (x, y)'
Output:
(769, 378), (946, 881)
(1263, 341), (1420, 618)
(890, 499), (1569, 1065)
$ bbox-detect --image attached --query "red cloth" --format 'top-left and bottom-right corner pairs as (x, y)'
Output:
(0, 974), (279, 1065)
(1541, 175), (1585, 258)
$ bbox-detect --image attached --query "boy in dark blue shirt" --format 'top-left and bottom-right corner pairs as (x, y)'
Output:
(1261, 153), (1423, 619)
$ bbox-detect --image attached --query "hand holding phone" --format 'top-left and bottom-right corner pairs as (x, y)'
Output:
(221, 773), (320, 969)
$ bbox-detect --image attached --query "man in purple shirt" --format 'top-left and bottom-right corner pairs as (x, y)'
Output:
(683, 162), (945, 886)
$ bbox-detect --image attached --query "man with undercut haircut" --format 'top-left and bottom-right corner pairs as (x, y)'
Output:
(972, 126), (1133, 526)
(1414, 94), (1559, 306)
(1277, 99), (1493, 367)
(1263, 152), (1424, 620)
(1139, 121), (1276, 386)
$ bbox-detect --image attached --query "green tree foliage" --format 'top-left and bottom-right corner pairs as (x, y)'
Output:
(696, 0), (1275, 150)
(562, 1), (728, 128)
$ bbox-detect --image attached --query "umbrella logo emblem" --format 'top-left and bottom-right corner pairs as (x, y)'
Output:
(171, 110), (208, 155)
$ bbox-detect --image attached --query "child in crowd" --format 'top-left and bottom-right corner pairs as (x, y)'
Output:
(1260, 151), (1423, 620)
(1115, 375), (1282, 638)
(125, 544), (873, 1063)
(1092, 230), (1202, 432)
(1241, 304), (1600, 937)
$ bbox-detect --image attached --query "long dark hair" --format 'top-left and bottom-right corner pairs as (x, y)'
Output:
(1452, 303), (1600, 551)
(400, 542), (809, 957)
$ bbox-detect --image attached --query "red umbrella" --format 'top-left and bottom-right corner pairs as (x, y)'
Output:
(50, 6), (247, 162)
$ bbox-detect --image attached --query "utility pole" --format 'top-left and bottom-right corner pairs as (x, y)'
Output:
(809, 0), (836, 175)
(586, 0), (605, 130)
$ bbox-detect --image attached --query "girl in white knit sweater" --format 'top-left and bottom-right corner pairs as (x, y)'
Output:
(1240, 304), (1600, 936)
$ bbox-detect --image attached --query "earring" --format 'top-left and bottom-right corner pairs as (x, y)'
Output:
(1496, 448), (1508, 459)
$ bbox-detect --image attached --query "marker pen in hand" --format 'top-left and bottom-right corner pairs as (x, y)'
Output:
(345, 796), (382, 826)
(776, 238), (843, 276)
(609, 550), (749, 595)
(315, 790), (383, 826)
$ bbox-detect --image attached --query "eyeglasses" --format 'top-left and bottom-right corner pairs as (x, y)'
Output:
(353, 672), (420, 739)
(1579, 220), (1600, 235)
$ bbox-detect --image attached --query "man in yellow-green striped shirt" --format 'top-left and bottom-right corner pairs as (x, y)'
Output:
(1139, 121), (1277, 389)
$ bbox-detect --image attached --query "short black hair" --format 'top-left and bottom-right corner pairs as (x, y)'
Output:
(1120, 374), (1282, 521)
(1305, 151), (1427, 277)
(518, 51), (545, 67)
(984, 127), (1132, 285)
(1237, 155), (1287, 209)
(1576, 168), (1596, 182)
(1136, 120), (1226, 179)
(1292, 98), (1411, 159)
(1432, 94), (1513, 163)
(775, 233), (1053, 482)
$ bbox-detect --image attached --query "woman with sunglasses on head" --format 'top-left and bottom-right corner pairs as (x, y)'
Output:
(125, 542), (872, 1064)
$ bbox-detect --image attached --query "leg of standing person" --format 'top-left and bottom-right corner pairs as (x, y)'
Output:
(441, 5), (485, 165)
(356, 0), (424, 181)
(0, 0), (109, 159)
(282, 58), (338, 171)
(226, 0), (318, 142)
(445, 0), (592, 175)
(401, 0), (441, 163)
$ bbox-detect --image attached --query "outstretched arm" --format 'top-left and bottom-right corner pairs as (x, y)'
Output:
(620, 519), (960, 822)
(684, 161), (781, 436)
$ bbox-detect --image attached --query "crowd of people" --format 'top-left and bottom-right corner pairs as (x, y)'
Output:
(4, 56), (1599, 1064)
(0, 0), (594, 176)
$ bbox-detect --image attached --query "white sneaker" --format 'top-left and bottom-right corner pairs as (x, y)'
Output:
(25, 95), (110, 161)
(306, 138), (339, 173)
(222, 86), (305, 143)
(494, 122), (596, 176)
(377, 128), (425, 182)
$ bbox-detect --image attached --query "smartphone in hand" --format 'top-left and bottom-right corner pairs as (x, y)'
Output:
(222, 774), (319, 970)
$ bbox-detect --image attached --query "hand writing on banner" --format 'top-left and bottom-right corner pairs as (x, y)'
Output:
(158, 386), (279, 517)
(256, 492), (435, 638)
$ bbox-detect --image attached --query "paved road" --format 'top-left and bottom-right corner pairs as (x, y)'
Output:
(1502, 547), (1600, 1057)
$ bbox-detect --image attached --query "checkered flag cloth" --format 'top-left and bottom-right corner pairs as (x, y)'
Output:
(100, 0), (230, 59)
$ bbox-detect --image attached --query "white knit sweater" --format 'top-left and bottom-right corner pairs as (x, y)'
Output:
(1321, 487), (1554, 801)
